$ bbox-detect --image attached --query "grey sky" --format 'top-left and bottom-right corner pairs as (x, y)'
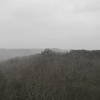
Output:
(0, 0), (100, 49)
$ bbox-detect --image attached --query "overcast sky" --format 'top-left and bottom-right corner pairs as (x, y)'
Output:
(0, 0), (100, 49)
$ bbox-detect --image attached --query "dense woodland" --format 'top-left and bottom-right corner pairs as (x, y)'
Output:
(0, 49), (100, 100)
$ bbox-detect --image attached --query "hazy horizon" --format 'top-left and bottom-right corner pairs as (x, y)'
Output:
(0, 0), (99, 49)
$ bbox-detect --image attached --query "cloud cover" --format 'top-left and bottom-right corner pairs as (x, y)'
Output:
(0, 0), (100, 49)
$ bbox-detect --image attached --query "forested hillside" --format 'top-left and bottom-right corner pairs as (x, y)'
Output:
(0, 49), (100, 100)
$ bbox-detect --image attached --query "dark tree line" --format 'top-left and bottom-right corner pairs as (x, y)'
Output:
(0, 49), (100, 100)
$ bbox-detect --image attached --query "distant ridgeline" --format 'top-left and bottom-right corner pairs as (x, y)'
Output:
(0, 49), (100, 100)
(0, 49), (42, 61)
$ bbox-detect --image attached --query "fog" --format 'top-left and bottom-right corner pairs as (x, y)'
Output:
(0, 0), (100, 49)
